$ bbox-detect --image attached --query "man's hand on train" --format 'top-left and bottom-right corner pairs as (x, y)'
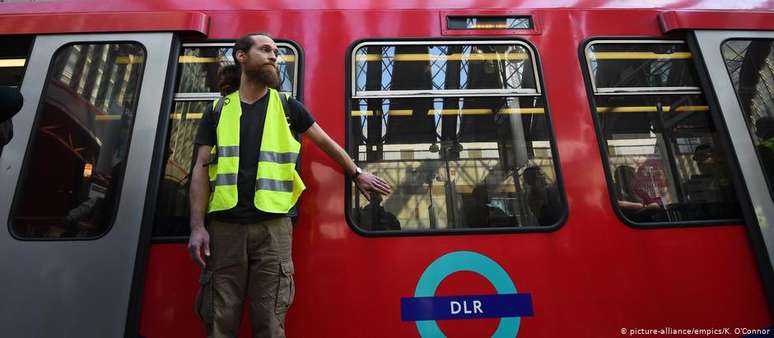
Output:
(355, 171), (392, 200)
(188, 226), (210, 268)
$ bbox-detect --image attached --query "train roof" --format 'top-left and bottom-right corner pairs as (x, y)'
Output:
(0, 0), (771, 37)
(1, 0), (771, 14)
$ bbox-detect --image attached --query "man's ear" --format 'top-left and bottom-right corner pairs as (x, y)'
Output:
(235, 50), (246, 63)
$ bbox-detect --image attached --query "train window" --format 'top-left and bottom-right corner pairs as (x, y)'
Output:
(348, 41), (564, 233)
(11, 42), (146, 239)
(153, 42), (300, 238)
(0, 36), (32, 87)
(721, 39), (774, 198)
(175, 43), (298, 97)
(584, 40), (741, 224)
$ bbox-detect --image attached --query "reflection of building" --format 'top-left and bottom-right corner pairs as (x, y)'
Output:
(14, 43), (144, 237)
(57, 44), (143, 116)
(350, 43), (554, 229)
(723, 41), (774, 140)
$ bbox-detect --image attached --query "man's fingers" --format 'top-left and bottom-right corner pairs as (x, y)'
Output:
(374, 176), (392, 190)
(372, 180), (391, 194)
(203, 237), (211, 257)
(195, 251), (206, 268)
(378, 180), (392, 192)
(358, 184), (371, 201)
(189, 243), (205, 268)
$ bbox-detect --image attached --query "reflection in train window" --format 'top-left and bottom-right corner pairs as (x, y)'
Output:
(11, 42), (146, 239)
(175, 43), (298, 96)
(153, 42), (299, 238)
(721, 39), (774, 198)
(348, 41), (564, 232)
(584, 40), (741, 224)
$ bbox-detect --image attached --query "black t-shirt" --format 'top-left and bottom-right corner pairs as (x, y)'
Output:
(194, 93), (315, 223)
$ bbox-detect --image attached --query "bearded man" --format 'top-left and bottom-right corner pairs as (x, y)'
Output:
(188, 32), (390, 338)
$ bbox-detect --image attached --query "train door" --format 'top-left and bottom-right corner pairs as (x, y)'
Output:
(0, 33), (173, 337)
(693, 30), (774, 311)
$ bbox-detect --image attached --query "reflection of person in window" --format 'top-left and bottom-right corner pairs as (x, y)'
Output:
(685, 144), (734, 203)
(61, 172), (109, 237)
(218, 64), (240, 96)
(359, 192), (400, 231)
(632, 160), (669, 207)
(613, 165), (661, 218)
(523, 166), (561, 226)
(755, 116), (774, 182)
(469, 185), (511, 227)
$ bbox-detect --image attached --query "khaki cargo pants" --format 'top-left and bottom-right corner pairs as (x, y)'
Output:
(196, 217), (295, 338)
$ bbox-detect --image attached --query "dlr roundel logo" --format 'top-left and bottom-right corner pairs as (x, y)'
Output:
(400, 251), (534, 337)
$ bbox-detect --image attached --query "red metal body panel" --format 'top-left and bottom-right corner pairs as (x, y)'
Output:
(660, 10), (774, 33)
(0, 1), (770, 337)
(141, 7), (771, 338)
(0, 11), (208, 36)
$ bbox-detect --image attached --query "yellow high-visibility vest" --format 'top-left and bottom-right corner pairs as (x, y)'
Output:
(207, 89), (305, 214)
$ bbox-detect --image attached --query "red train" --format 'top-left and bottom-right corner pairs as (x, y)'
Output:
(0, 1), (772, 337)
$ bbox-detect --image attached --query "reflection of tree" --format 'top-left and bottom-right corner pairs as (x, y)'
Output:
(734, 41), (774, 125)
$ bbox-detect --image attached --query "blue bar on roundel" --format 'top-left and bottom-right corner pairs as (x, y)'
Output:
(400, 293), (533, 321)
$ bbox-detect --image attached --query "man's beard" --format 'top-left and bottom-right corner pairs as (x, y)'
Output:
(246, 64), (279, 89)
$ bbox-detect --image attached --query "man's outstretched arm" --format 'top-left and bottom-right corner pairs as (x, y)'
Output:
(302, 123), (391, 198)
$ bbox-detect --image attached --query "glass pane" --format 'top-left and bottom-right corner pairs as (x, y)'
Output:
(154, 101), (209, 237)
(11, 43), (145, 239)
(721, 39), (774, 197)
(176, 45), (297, 95)
(596, 94), (741, 222)
(586, 40), (742, 224)
(587, 42), (700, 92)
(353, 43), (538, 95)
(349, 52), (563, 232)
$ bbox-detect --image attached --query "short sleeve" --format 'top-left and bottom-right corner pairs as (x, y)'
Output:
(194, 102), (217, 146)
(287, 98), (315, 134)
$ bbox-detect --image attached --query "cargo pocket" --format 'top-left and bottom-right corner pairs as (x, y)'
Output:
(195, 270), (215, 325)
(275, 261), (295, 314)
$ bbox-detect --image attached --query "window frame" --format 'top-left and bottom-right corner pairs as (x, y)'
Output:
(345, 37), (567, 237)
(580, 37), (744, 229)
(151, 39), (304, 243)
(9, 40), (148, 241)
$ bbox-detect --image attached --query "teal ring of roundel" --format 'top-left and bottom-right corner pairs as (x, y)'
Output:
(414, 251), (520, 338)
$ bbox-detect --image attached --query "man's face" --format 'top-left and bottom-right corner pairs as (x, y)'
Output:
(238, 35), (280, 88)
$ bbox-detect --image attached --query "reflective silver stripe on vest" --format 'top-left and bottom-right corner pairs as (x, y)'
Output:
(214, 173), (238, 186)
(259, 151), (298, 164)
(217, 146), (240, 157)
(255, 178), (294, 192)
